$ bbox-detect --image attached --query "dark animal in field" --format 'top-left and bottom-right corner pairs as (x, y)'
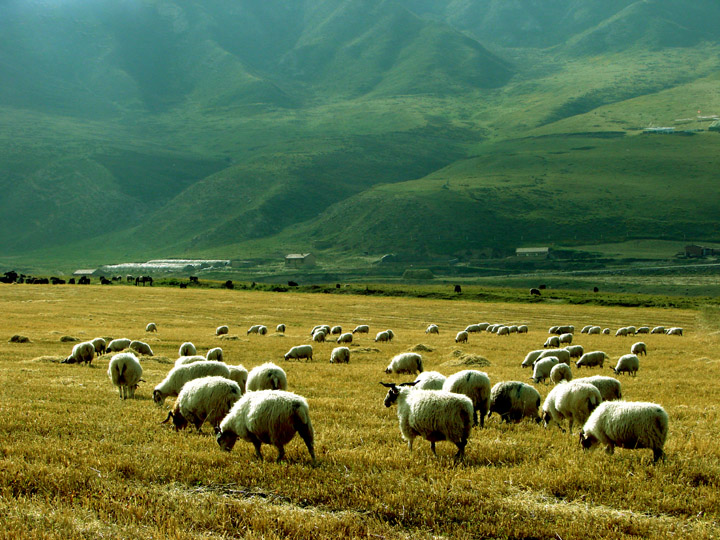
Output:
(593, 286), (599, 293)
(135, 276), (153, 286)
(78, 276), (91, 285)
(69, 278), (76, 284)
(224, 280), (234, 289)
(530, 288), (541, 296)
(454, 285), (462, 293)
(189, 276), (199, 284)
(288, 281), (298, 287)
(100, 277), (112, 285)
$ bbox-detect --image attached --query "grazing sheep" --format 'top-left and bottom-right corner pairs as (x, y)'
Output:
(330, 346), (350, 364)
(542, 381), (602, 433)
(258, 325), (268, 335)
(508, 325), (518, 334)
(179, 342), (197, 357)
(544, 336), (560, 348)
(636, 327), (650, 334)
(227, 365), (248, 391)
(162, 376), (242, 432)
(651, 326), (665, 334)
(548, 326), (559, 334)
(146, 322), (158, 333)
(385, 329), (395, 341)
(413, 371), (446, 390)
(352, 325), (370, 334)
(588, 326), (602, 335)
(380, 382), (473, 462)
(565, 345), (584, 359)
(465, 324), (482, 333)
(631, 342), (647, 356)
(206, 347), (224, 362)
(247, 324), (262, 335)
(107, 352), (143, 399)
(312, 330), (327, 343)
(580, 401), (669, 463)
(666, 327), (683, 336)
(531, 357), (559, 384)
(575, 375), (622, 401)
(455, 330), (469, 343)
(487, 324), (498, 333)
(581, 325), (592, 334)
(496, 326), (510, 336)
(63, 341), (95, 365)
(336, 332), (352, 344)
(626, 326), (637, 336)
(602, 328), (610, 335)
(175, 355), (208, 367)
(330, 326), (342, 335)
(246, 362), (288, 392)
(276, 324), (286, 333)
(613, 354), (640, 377)
(153, 361), (231, 405)
(217, 390), (315, 463)
(538, 348), (572, 365)
(476, 323), (490, 331)
(550, 363), (573, 384)
(558, 333), (573, 345)
(375, 331), (391, 343)
(442, 370), (491, 427)
(426, 324), (440, 334)
(557, 325), (575, 334)
(522, 349), (544, 369)
(615, 327), (628, 337)
(106, 338), (131, 353)
(91, 337), (107, 356)
(517, 325), (529, 334)
(284, 344), (313, 361)
(385, 353), (423, 375)
(216, 325), (229, 336)
(129, 340), (154, 356)
(488, 381), (541, 423)
(576, 351), (608, 369)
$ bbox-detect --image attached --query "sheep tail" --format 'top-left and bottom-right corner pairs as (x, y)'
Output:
(293, 401), (311, 426)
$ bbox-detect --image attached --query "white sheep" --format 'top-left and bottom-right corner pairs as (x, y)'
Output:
(558, 333), (573, 345)
(216, 325), (229, 336)
(558, 325), (575, 334)
(175, 355), (208, 367)
(206, 347), (223, 362)
(631, 342), (647, 356)
(488, 381), (541, 424)
(575, 375), (622, 401)
(258, 325), (268, 335)
(636, 326), (650, 334)
(162, 376), (242, 432)
(227, 365), (249, 391)
(330, 346), (350, 364)
(107, 352), (143, 399)
(106, 338), (131, 353)
(276, 324), (286, 333)
(146, 322), (158, 333)
(464, 324), (481, 333)
(246, 362), (288, 392)
(602, 328), (610, 335)
(217, 390), (315, 463)
(312, 330), (326, 343)
(626, 326), (637, 336)
(613, 354), (640, 377)
(380, 382), (473, 462)
(426, 324), (440, 334)
(442, 370), (491, 427)
(651, 326), (665, 334)
(352, 325), (369, 334)
(385, 329), (395, 341)
(247, 324), (262, 335)
(588, 326), (602, 335)
(531, 357), (559, 384)
(336, 332), (353, 344)
(91, 337), (106, 355)
(548, 326), (559, 334)
(544, 336), (560, 348)
(521, 349), (544, 368)
(129, 340), (153, 356)
(538, 348), (571, 365)
(330, 326), (342, 335)
(565, 345), (584, 359)
(179, 342), (197, 357)
(153, 361), (231, 405)
(476, 323), (490, 331)
(375, 330), (391, 343)
(63, 341), (95, 365)
(550, 363), (572, 384)
(581, 325), (592, 334)
(413, 371), (446, 390)
(284, 344), (313, 361)
(666, 327), (683, 336)
(576, 351), (608, 369)
(496, 326), (510, 336)
(517, 325), (529, 334)
(615, 327), (628, 337)
(580, 401), (669, 463)
(455, 330), (469, 343)
(508, 325), (519, 334)
(542, 381), (602, 433)
(385, 352), (423, 375)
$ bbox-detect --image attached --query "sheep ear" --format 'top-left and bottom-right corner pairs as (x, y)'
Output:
(399, 381), (417, 387)
(160, 411), (173, 424)
(379, 382), (395, 388)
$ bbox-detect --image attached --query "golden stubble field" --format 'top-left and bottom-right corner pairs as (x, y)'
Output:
(1, 284), (719, 539)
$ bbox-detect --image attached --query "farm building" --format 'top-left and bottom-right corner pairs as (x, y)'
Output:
(685, 245), (719, 258)
(72, 269), (99, 277)
(515, 247), (550, 259)
(285, 253), (316, 268)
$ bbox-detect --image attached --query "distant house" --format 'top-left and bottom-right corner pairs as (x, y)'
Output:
(516, 247), (550, 259)
(285, 253), (316, 268)
(643, 127), (675, 134)
(685, 245), (718, 258)
(73, 269), (99, 277)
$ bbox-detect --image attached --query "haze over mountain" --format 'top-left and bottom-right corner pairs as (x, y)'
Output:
(1, 0), (719, 269)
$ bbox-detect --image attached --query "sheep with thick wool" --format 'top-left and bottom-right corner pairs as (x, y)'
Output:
(284, 344), (313, 361)
(576, 351), (608, 369)
(216, 325), (229, 336)
(631, 342), (647, 356)
(107, 338), (131, 353)
(385, 352), (423, 375)
(227, 365), (249, 391)
(558, 333), (573, 345)
(550, 363), (572, 384)
(175, 355), (207, 367)
(153, 361), (231, 405)
(413, 371), (446, 390)
(565, 345), (584, 359)
(666, 327), (683, 336)
(613, 354), (640, 377)
(162, 376), (243, 433)
(538, 348), (571, 365)
(130, 340), (153, 356)
(91, 337), (107, 356)
(352, 325), (369, 334)
(330, 346), (350, 364)
(580, 401), (669, 463)
(442, 370), (491, 427)
(336, 332), (352, 344)
(455, 330), (469, 343)
(542, 381), (602, 433)
(217, 390), (315, 463)
(107, 352), (143, 399)
(276, 324), (286, 333)
(63, 341), (95, 365)
(179, 342), (197, 357)
(380, 382), (473, 462)
(522, 349), (544, 368)
(146, 322), (158, 333)
(575, 375), (622, 401)
(246, 362), (288, 392)
(426, 324), (440, 334)
(544, 336), (560, 348)
(206, 347), (223, 362)
(488, 381), (541, 424)
(532, 357), (559, 384)
(330, 326), (342, 335)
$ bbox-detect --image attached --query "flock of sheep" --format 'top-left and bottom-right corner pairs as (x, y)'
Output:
(59, 318), (683, 465)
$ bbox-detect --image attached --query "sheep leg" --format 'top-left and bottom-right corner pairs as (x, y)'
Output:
(118, 386), (124, 400)
(653, 449), (665, 463)
(453, 440), (467, 464)
(472, 410), (478, 427)
(605, 444), (615, 456)
(295, 422), (316, 463)
(248, 435), (264, 460)
(275, 445), (285, 463)
(430, 441), (437, 456)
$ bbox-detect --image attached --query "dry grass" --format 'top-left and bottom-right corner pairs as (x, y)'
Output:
(0, 284), (718, 539)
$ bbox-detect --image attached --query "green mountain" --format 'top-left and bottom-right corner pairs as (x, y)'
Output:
(1, 0), (719, 270)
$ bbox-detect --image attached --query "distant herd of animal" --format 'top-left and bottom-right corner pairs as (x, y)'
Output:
(55, 319), (683, 465)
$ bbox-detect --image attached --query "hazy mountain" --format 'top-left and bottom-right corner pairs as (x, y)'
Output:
(1, 0), (719, 267)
